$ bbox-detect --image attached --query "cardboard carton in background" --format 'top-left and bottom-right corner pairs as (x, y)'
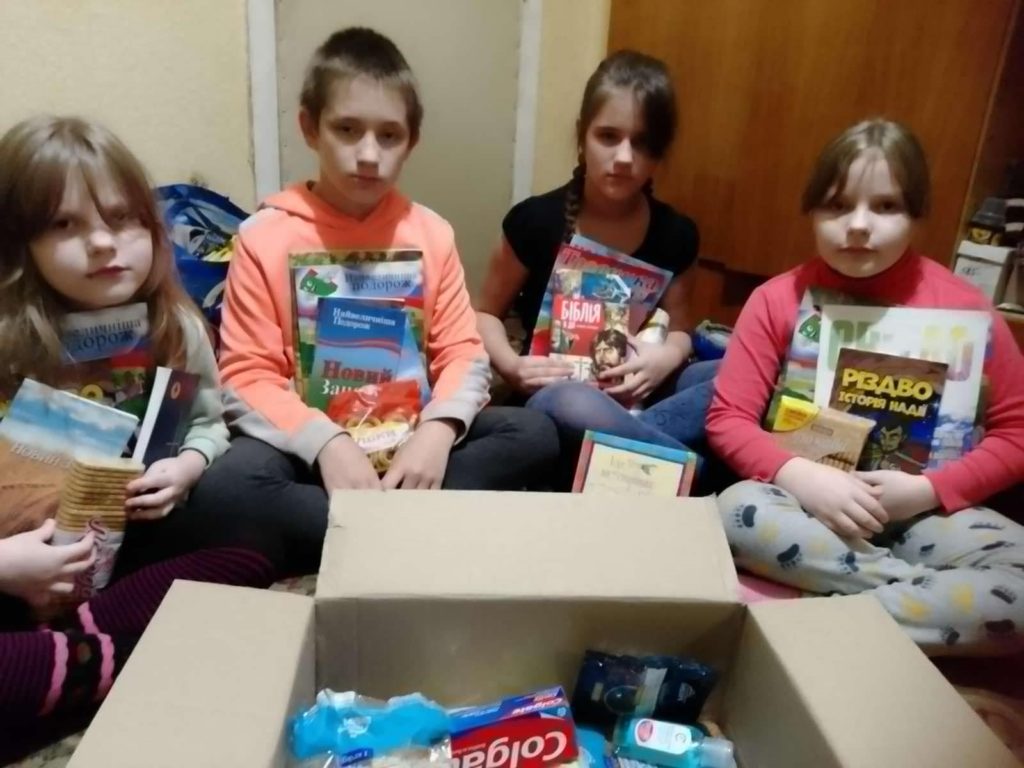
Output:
(953, 240), (1015, 303)
(1000, 249), (1024, 308)
(68, 493), (1018, 768)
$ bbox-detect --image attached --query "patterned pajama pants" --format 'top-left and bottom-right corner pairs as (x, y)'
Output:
(718, 480), (1024, 654)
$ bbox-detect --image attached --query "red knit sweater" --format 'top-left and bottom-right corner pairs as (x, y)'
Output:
(707, 251), (1024, 512)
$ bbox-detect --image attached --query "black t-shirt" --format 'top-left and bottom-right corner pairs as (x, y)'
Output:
(501, 184), (699, 350)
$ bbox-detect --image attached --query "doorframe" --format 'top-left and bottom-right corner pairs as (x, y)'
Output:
(247, 0), (281, 202)
(512, 0), (543, 204)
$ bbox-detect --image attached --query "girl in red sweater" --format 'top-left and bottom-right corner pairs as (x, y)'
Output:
(708, 119), (1024, 654)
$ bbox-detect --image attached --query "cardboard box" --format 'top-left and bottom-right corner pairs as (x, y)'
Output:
(953, 240), (1014, 303)
(1001, 251), (1024, 308)
(68, 493), (1016, 768)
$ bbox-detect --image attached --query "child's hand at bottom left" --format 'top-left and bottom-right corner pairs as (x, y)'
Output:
(125, 450), (207, 520)
(381, 419), (459, 490)
(0, 520), (95, 606)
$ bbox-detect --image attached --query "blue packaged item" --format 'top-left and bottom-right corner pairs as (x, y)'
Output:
(155, 184), (250, 337)
(290, 690), (451, 764)
(571, 651), (717, 731)
(691, 321), (732, 361)
(612, 718), (735, 768)
(576, 727), (614, 768)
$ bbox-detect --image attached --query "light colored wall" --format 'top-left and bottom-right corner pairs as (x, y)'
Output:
(0, 0), (256, 210)
(276, 0), (521, 293)
(531, 0), (611, 195)
(0, 0), (611, 274)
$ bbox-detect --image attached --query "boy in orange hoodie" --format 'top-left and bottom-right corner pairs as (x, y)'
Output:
(185, 28), (559, 574)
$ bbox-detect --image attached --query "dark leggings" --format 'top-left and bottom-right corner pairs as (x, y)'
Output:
(116, 406), (561, 577)
(0, 547), (275, 764)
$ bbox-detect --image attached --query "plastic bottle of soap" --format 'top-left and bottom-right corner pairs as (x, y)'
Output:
(612, 717), (736, 768)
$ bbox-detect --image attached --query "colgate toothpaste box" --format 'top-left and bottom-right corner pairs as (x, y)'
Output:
(449, 687), (579, 768)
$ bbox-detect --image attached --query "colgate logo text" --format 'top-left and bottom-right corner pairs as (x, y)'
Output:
(456, 732), (569, 768)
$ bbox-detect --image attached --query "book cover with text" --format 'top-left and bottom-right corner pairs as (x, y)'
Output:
(0, 379), (138, 535)
(307, 298), (407, 411)
(15, 303), (157, 421)
(530, 235), (672, 356)
(549, 270), (631, 382)
(815, 305), (990, 467)
(828, 348), (947, 473)
(288, 250), (424, 394)
(573, 431), (698, 497)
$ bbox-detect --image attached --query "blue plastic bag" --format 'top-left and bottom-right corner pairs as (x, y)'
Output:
(156, 184), (250, 337)
(290, 690), (451, 764)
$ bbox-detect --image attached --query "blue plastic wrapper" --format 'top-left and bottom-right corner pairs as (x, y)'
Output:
(571, 651), (717, 732)
(155, 184), (250, 338)
(576, 726), (614, 768)
(290, 690), (452, 764)
(691, 321), (732, 361)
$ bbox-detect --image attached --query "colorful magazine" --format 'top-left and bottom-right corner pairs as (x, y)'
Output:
(529, 235), (672, 356)
(0, 379), (139, 536)
(57, 303), (153, 419)
(307, 298), (407, 411)
(764, 286), (863, 426)
(828, 349), (947, 473)
(288, 250), (424, 394)
(549, 269), (631, 381)
(0, 379), (138, 459)
(815, 305), (991, 467)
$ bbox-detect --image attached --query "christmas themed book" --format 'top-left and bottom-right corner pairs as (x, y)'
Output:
(815, 304), (990, 467)
(828, 348), (947, 473)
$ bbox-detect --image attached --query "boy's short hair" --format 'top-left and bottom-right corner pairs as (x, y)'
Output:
(300, 27), (423, 145)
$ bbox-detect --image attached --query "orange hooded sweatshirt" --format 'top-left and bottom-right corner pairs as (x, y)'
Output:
(218, 183), (491, 466)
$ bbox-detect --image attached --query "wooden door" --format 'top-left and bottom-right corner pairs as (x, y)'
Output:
(609, 0), (1016, 279)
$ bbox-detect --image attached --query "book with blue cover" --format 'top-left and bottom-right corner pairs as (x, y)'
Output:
(0, 378), (139, 460)
(306, 298), (407, 411)
(288, 250), (425, 396)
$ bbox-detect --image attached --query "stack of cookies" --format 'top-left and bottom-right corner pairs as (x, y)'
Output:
(54, 456), (144, 594)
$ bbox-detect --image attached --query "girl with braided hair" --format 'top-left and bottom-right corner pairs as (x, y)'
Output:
(475, 50), (718, 486)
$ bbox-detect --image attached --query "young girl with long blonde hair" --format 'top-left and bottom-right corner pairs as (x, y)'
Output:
(0, 116), (279, 761)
